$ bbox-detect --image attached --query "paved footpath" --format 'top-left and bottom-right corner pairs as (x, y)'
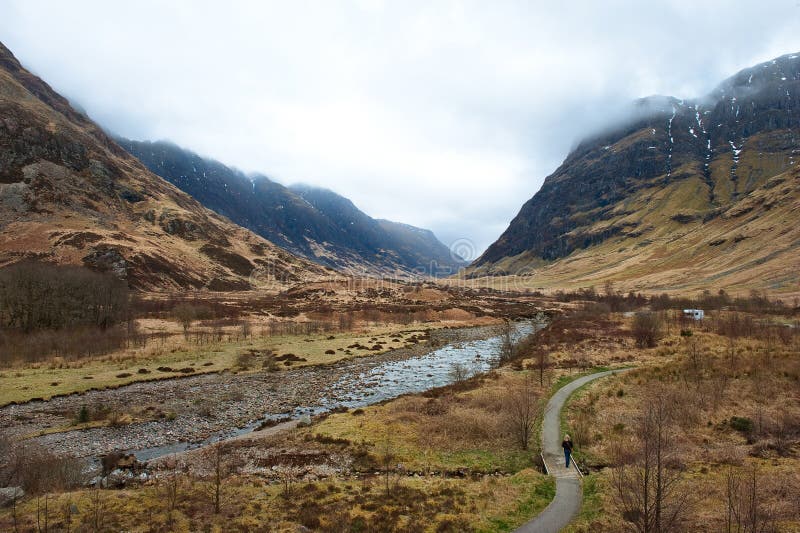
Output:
(514, 369), (626, 533)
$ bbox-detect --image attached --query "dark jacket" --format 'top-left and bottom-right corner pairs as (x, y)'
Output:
(562, 440), (573, 452)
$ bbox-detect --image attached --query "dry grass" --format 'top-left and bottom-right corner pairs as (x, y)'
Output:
(457, 165), (800, 299)
(285, 369), (544, 475)
(0, 362), (561, 531)
(0, 470), (555, 532)
(563, 318), (800, 532)
(0, 317), (497, 405)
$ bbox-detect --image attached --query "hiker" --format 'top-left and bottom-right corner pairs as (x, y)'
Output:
(562, 434), (574, 467)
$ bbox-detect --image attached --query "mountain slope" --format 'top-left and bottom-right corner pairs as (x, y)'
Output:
(377, 219), (462, 275)
(0, 41), (329, 290)
(471, 52), (800, 294)
(288, 184), (465, 275)
(120, 139), (464, 276)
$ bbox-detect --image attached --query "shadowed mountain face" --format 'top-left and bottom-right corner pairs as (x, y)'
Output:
(119, 139), (465, 277)
(471, 53), (800, 293)
(0, 41), (330, 290)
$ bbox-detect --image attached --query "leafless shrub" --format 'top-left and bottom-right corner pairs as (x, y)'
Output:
(632, 312), (663, 348)
(570, 404), (596, 449)
(276, 465), (302, 499)
(172, 303), (199, 340)
(503, 374), (541, 450)
(262, 353), (279, 371)
(611, 387), (692, 532)
(0, 441), (85, 495)
(236, 351), (256, 370)
(448, 362), (470, 383)
(724, 465), (776, 533)
(105, 410), (128, 427)
(497, 320), (516, 365)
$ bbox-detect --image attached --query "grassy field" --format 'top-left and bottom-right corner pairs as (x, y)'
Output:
(0, 322), (455, 406)
(1, 340), (561, 532)
(6, 306), (794, 531)
(1, 471), (555, 533)
(297, 374), (535, 474)
(561, 320), (800, 532)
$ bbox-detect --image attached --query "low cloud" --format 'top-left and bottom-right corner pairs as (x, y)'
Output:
(1, 0), (798, 253)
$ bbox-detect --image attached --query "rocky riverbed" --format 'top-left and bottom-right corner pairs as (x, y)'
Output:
(0, 323), (541, 460)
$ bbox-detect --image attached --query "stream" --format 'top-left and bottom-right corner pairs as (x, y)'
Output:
(130, 320), (543, 461)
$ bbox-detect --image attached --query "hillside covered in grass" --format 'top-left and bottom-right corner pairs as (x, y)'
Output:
(471, 53), (800, 295)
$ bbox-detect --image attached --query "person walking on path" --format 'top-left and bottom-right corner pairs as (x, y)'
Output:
(562, 434), (574, 468)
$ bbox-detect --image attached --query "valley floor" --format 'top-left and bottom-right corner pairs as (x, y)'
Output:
(1, 289), (798, 532)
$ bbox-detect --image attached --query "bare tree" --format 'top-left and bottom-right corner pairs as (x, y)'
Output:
(239, 320), (252, 340)
(153, 457), (186, 528)
(504, 374), (541, 450)
(685, 337), (704, 377)
(205, 444), (230, 514)
(1, 441), (85, 495)
(535, 347), (549, 386)
(61, 500), (74, 533)
(84, 487), (104, 532)
(604, 280), (616, 298)
(172, 304), (197, 340)
(725, 464), (773, 533)
(160, 474), (182, 528)
(0, 261), (129, 333)
(379, 428), (397, 497)
(448, 362), (470, 383)
(727, 336), (738, 370)
(498, 319), (516, 365)
(611, 389), (691, 532)
(11, 486), (20, 533)
(632, 313), (663, 348)
(36, 493), (49, 533)
(726, 466), (743, 533)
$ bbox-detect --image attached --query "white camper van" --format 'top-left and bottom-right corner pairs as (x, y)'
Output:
(683, 309), (704, 320)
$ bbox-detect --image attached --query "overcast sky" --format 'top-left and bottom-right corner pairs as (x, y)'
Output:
(1, 1), (799, 258)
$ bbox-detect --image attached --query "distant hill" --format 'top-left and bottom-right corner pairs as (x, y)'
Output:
(469, 52), (800, 294)
(120, 139), (464, 277)
(0, 41), (329, 290)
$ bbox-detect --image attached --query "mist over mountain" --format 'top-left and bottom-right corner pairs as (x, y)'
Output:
(0, 42), (328, 290)
(471, 52), (800, 293)
(119, 139), (465, 277)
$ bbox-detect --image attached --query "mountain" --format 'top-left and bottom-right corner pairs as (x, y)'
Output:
(119, 139), (464, 276)
(376, 219), (461, 275)
(0, 41), (330, 291)
(471, 52), (800, 294)
(288, 184), (464, 275)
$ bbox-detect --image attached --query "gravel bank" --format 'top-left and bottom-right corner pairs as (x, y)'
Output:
(0, 325), (505, 459)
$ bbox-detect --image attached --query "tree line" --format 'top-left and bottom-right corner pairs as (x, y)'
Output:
(0, 261), (129, 332)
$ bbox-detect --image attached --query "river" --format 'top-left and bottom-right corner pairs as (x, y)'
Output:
(130, 320), (543, 461)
